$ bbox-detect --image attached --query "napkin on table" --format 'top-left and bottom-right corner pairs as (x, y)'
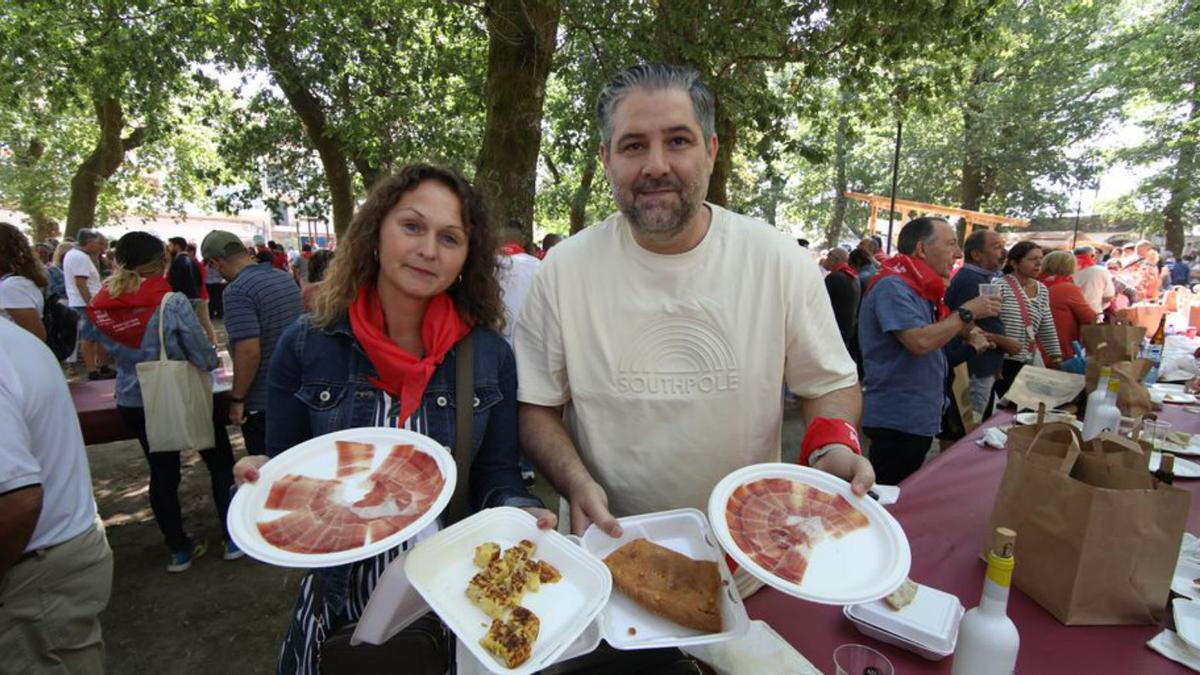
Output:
(1148, 630), (1200, 672)
(682, 620), (821, 675)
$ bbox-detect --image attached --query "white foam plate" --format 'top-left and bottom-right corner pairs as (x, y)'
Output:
(1172, 558), (1200, 601)
(1014, 411), (1080, 428)
(707, 463), (911, 606)
(1151, 452), (1200, 479)
(580, 508), (750, 650)
(1175, 598), (1200, 650)
(404, 507), (611, 675)
(1166, 393), (1199, 404)
(227, 427), (456, 568)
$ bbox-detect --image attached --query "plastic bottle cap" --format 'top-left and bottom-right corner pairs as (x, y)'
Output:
(1107, 378), (1121, 393)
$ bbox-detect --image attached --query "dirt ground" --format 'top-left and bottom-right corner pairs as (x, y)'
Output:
(88, 321), (810, 674)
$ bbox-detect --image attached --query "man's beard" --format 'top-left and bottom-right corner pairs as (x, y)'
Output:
(615, 176), (703, 243)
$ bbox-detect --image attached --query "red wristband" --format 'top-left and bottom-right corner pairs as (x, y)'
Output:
(799, 417), (862, 466)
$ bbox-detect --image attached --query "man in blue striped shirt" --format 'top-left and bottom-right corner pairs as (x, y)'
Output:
(201, 231), (302, 455)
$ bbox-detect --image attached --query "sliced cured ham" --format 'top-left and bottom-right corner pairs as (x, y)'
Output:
(725, 478), (869, 584)
(336, 441), (375, 478)
(256, 441), (446, 554)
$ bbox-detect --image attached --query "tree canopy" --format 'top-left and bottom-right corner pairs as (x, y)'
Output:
(0, 0), (1192, 246)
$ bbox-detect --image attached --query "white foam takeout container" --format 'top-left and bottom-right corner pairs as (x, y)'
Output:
(404, 507), (612, 675)
(227, 427), (457, 568)
(844, 582), (964, 661)
(580, 508), (751, 650)
(1174, 598), (1200, 651)
(708, 463), (912, 606)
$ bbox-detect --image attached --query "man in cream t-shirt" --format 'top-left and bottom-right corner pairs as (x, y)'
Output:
(515, 64), (872, 578)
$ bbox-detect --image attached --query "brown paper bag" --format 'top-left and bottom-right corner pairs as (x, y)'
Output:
(952, 363), (978, 433)
(1081, 324), (1147, 364)
(1117, 304), (1167, 335)
(1085, 360), (1153, 418)
(986, 425), (1190, 625)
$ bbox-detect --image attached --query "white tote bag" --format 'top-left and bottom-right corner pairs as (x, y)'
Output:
(136, 293), (214, 452)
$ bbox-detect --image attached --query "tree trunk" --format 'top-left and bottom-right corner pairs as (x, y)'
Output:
(705, 106), (735, 207)
(261, 23), (355, 238)
(1162, 74), (1199, 257)
(825, 110), (849, 247)
(474, 0), (562, 239)
(65, 96), (146, 238)
(569, 151), (597, 234)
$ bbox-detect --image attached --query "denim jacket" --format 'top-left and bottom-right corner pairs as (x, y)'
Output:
(97, 292), (219, 408)
(265, 314), (542, 514)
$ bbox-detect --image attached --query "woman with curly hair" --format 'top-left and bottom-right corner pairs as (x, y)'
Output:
(234, 164), (554, 674)
(0, 222), (49, 341)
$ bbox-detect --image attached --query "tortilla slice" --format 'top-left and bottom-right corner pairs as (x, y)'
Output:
(602, 538), (723, 633)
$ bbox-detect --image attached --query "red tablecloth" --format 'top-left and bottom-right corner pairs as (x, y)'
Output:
(747, 408), (1200, 673)
(70, 369), (232, 446)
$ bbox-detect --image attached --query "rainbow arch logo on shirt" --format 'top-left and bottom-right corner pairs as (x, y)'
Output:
(615, 315), (739, 397)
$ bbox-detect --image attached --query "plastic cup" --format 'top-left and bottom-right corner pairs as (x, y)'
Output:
(979, 283), (1003, 298)
(833, 644), (894, 675)
(1144, 419), (1174, 451)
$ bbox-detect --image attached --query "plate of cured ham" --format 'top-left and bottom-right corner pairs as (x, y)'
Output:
(707, 463), (910, 605)
(228, 427), (456, 567)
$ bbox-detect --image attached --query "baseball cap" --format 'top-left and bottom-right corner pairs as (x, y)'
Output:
(201, 230), (246, 259)
(252, 234), (265, 246)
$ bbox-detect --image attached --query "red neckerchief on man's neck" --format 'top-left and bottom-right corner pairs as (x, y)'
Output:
(868, 253), (949, 319)
(349, 285), (471, 425)
(1039, 273), (1074, 288)
(498, 242), (526, 257)
(1075, 253), (1095, 270)
(87, 275), (173, 348)
(830, 262), (858, 279)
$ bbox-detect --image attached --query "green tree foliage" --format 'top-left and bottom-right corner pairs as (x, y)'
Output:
(1111, 0), (1199, 255)
(216, 0), (489, 236)
(0, 0), (209, 237)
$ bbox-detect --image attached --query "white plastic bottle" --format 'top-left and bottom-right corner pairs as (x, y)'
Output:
(952, 528), (1020, 675)
(1081, 377), (1121, 440)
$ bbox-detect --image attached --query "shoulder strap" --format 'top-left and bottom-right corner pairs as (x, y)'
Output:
(1005, 275), (1034, 330)
(445, 332), (474, 525)
(157, 292), (174, 361)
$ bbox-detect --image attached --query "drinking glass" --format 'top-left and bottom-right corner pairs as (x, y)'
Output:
(978, 283), (1004, 299)
(1143, 419), (1174, 451)
(833, 644), (894, 675)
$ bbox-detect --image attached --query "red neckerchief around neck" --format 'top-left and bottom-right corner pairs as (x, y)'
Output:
(868, 253), (949, 320)
(348, 285), (471, 425)
(87, 275), (173, 348)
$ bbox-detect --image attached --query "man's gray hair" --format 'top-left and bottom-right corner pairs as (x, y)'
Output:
(76, 228), (102, 245)
(595, 62), (716, 149)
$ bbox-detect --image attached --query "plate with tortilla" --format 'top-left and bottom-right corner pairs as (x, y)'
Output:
(579, 508), (750, 650)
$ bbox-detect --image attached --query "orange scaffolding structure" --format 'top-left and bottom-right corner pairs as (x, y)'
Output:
(844, 192), (1030, 242)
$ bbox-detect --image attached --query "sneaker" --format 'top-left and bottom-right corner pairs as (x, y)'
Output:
(98, 365), (117, 377)
(166, 539), (208, 573)
(223, 539), (244, 561)
(87, 369), (116, 381)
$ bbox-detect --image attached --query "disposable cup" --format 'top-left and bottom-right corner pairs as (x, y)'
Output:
(1144, 419), (1174, 450)
(978, 283), (1003, 298)
(833, 643), (894, 675)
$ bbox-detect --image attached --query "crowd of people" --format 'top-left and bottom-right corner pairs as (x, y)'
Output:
(0, 60), (1191, 674)
(813, 224), (1189, 484)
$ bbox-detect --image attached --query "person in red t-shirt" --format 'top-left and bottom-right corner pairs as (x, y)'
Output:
(1041, 250), (1097, 360)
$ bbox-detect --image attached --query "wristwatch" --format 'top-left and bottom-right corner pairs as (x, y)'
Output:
(956, 307), (975, 324)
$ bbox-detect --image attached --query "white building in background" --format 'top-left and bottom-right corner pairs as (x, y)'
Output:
(1, 208), (272, 252)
